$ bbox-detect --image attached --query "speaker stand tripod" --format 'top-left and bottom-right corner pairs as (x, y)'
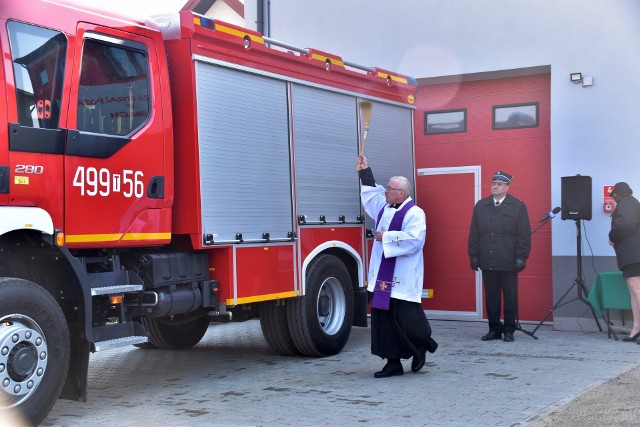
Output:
(530, 219), (618, 339)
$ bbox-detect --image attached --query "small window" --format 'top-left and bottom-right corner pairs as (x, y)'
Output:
(77, 37), (150, 136)
(424, 109), (466, 134)
(8, 21), (67, 129)
(493, 103), (538, 130)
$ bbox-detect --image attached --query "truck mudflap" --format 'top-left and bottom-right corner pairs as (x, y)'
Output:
(59, 330), (91, 402)
(352, 287), (369, 327)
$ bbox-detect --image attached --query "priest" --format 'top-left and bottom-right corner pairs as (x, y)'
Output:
(357, 155), (438, 378)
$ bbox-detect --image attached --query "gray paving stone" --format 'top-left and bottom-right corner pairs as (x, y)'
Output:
(40, 319), (640, 426)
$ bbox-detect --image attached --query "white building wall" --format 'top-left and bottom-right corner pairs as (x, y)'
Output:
(244, 0), (640, 257)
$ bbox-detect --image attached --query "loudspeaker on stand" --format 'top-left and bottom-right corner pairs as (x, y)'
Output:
(561, 175), (592, 220)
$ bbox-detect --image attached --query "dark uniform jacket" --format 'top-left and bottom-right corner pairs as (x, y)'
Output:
(468, 193), (531, 271)
(609, 195), (640, 270)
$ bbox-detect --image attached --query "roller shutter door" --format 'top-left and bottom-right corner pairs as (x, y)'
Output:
(291, 84), (360, 223)
(359, 102), (414, 231)
(195, 62), (293, 242)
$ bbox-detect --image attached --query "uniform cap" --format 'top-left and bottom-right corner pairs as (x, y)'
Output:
(492, 170), (512, 184)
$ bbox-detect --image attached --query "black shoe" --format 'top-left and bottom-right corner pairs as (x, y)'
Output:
(623, 331), (640, 342)
(481, 331), (502, 341)
(411, 348), (427, 372)
(374, 361), (404, 378)
(503, 332), (514, 342)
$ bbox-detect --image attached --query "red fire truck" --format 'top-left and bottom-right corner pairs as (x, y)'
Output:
(0, 0), (417, 423)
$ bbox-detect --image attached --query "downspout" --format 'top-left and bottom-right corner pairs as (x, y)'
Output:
(257, 0), (270, 37)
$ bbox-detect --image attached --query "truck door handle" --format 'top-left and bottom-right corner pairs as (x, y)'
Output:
(147, 176), (164, 199)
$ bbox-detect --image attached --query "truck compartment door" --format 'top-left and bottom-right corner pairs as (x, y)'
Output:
(194, 61), (293, 243)
(291, 84), (360, 225)
(356, 103), (414, 232)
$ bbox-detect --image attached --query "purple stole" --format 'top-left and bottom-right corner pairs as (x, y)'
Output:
(371, 200), (415, 310)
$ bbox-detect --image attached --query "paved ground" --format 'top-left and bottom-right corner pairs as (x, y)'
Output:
(528, 364), (640, 427)
(39, 319), (640, 426)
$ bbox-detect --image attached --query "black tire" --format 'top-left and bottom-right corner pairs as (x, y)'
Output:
(133, 341), (157, 350)
(259, 302), (300, 356)
(287, 254), (354, 356)
(0, 278), (70, 426)
(140, 315), (209, 349)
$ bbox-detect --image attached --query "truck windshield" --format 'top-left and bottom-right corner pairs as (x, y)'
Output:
(7, 21), (67, 130)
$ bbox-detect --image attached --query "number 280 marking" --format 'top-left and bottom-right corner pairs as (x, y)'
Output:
(15, 164), (44, 174)
(73, 166), (144, 198)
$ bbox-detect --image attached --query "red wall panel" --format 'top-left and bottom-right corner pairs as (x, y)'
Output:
(415, 73), (552, 322)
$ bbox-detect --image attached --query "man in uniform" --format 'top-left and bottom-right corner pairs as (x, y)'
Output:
(468, 170), (531, 342)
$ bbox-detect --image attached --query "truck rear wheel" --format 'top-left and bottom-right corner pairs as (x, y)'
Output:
(140, 316), (209, 349)
(259, 302), (300, 356)
(0, 278), (70, 426)
(287, 254), (354, 356)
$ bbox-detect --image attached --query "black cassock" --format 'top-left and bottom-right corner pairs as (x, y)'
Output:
(370, 298), (438, 360)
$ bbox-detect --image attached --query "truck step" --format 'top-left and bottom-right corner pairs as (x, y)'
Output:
(91, 284), (143, 296)
(93, 336), (148, 351)
(90, 320), (148, 349)
(87, 270), (144, 295)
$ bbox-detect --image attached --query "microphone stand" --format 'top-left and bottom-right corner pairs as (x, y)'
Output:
(531, 216), (552, 235)
(515, 212), (556, 339)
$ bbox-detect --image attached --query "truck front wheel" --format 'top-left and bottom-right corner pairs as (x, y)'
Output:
(287, 254), (354, 356)
(0, 278), (70, 426)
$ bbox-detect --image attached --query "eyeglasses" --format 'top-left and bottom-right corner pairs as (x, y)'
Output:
(491, 182), (508, 187)
(386, 186), (404, 192)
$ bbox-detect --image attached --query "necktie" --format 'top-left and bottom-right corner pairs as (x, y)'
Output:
(495, 201), (500, 207)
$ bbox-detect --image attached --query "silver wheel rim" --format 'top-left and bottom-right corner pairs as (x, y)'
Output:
(316, 277), (346, 335)
(0, 314), (48, 408)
